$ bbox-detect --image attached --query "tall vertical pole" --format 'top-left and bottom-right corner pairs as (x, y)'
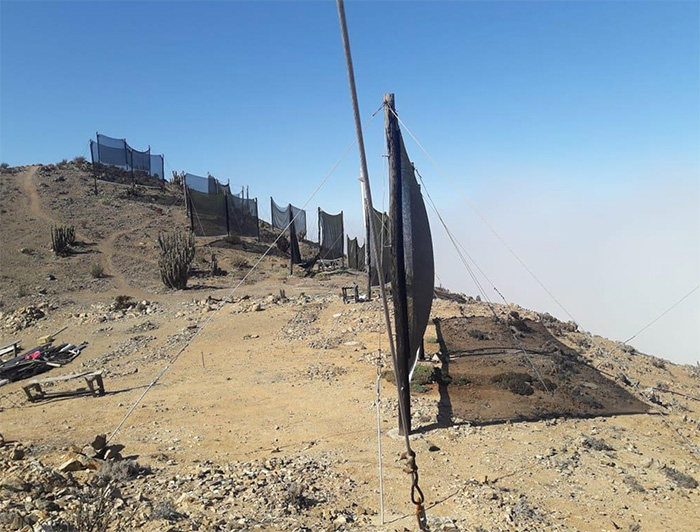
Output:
(90, 140), (98, 195)
(385, 93), (412, 436)
(318, 207), (322, 256)
(224, 191), (231, 236)
(288, 204), (294, 275)
(255, 198), (260, 240)
(337, 4), (407, 523)
(336, 0), (377, 300)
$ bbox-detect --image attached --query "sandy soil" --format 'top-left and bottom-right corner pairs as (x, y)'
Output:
(1, 164), (699, 532)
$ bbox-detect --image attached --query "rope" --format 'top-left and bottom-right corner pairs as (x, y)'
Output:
(374, 351), (386, 524)
(603, 284), (700, 361)
(390, 106), (700, 461)
(413, 164), (551, 394)
(108, 108), (381, 442)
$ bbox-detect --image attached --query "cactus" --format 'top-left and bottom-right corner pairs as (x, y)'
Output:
(51, 224), (76, 255)
(157, 230), (195, 289)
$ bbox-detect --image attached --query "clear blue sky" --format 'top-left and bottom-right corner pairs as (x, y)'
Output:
(1, 1), (698, 363)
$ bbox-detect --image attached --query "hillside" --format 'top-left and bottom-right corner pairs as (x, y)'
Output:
(0, 163), (698, 532)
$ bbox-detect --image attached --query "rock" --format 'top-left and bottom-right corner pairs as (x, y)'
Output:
(1, 475), (30, 492)
(0, 433), (4, 447)
(58, 457), (85, 472)
(10, 446), (25, 460)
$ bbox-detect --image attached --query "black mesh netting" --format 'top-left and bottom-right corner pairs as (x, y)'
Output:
(347, 237), (365, 270)
(319, 209), (344, 260)
(90, 133), (164, 180)
(391, 124), (435, 378)
(370, 208), (391, 285)
(185, 173), (258, 238)
(271, 198), (306, 238)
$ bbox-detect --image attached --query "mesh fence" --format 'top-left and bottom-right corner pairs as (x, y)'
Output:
(270, 198), (307, 238)
(371, 208), (391, 285)
(185, 173), (258, 238)
(90, 133), (165, 180)
(318, 209), (344, 260)
(347, 237), (365, 270)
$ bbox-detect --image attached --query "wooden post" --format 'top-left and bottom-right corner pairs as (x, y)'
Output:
(224, 191), (231, 236)
(318, 207), (322, 257)
(386, 92), (412, 436)
(288, 204), (294, 275)
(341, 210), (345, 268)
(90, 139), (98, 195)
(255, 198), (260, 240)
(364, 192), (372, 297)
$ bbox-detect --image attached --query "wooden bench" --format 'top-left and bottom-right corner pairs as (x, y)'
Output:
(23, 370), (105, 402)
(0, 341), (21, 361)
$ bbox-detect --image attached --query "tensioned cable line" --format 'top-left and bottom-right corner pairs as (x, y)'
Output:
(108, 105), (383, 442)
(388, 108), (583, 327)
(604, 284), (700, 361)
(413, 166), (551, 393)
(391, 107), (700, 458)
(389, 107), (668, 373)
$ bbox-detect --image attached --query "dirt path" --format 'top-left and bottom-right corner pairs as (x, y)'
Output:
(19, 166), (148, 297)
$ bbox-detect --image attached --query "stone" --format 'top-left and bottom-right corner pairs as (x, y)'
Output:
(58, 457), (85, 472)
(11, 446), (25, 460)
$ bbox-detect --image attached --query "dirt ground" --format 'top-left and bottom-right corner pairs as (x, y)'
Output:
(1, 164), (699, 532)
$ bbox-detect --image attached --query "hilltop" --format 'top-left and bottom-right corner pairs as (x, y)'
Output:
(0, 163), (698, 532)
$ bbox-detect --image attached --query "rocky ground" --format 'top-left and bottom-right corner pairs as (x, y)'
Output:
(0, 163), (699, 532)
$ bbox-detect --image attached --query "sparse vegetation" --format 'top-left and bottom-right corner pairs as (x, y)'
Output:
(152, 500), (182, 521)
(90, 263), (105, 278)
(51, 224), (76, 255)
(382, 363), (444, 393)
(157, 229), (195, 289)
(0, 162), (9, 169)
(171, 170), (185, 188)
(73, 155), (87, 165)
(64, 484), (135, 532)
(580, 436), (614, 452)
(491, 372), (535, 396)
(209, 253), (224, 276)
(97, 459), (151, 483)
(232, 255), (249, 269)
(113, 295), (134, 311)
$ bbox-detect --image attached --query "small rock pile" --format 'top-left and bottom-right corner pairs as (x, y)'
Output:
(1, 304), (48, 331)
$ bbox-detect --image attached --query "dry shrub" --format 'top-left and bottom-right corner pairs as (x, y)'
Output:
(64, 484), (135, 532)
(91, 263), (105, 278)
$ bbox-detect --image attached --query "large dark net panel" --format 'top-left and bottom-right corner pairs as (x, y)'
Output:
(347, 237), (366, 270)
(186, 173), (259, 238)
(150, 154), (165, 179)
(228, 195), (259, 237)
(370, 208), (391, 285)
(127, 143), (151, 173)
(92, 133), (165, 179)
(319, 210), (344, 260)
(396, 128), (434, 374)
(271, 198), (306, 238)
(188, 189), (228, 237)
(95, 134), (128, 168)
(347, 237), (359, 270)
(185, 173), (209, 193)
